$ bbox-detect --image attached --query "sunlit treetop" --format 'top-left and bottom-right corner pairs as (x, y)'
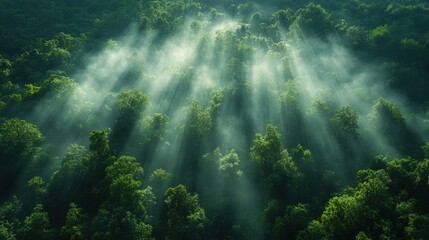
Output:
(290, 3), (333, 38)
(332, 106), (359, 135)
(115, 88), (149, 122)
(0, 118), (44, 158)
(368, 97), (405, 129)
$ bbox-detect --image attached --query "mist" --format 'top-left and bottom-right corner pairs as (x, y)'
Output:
(12, 13), (424, 234)
(18, 13), (422, 194)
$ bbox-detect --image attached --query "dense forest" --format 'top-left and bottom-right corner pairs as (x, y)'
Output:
(0, 0), (429, 239)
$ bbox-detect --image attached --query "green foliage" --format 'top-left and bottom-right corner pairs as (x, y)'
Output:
(105, 156), (146, 211)
(115, 89), (149, 123)
(368, 25), (389, 44)
(0, 1), (428, 239)
(50, 144), (90, 188)
(405, 214), (429, 239)
(91, 154), (153, 240)
(298, 153), (429, 239)
(164, 184), (207, 239)
(187, 98), (214, 136)
(27, 176), (48, 204)
(91, 207), (153, 240)
(308, 89), (334, 116)
(368, 98), (405, 131)
(0, 81), (21, 105)
(36, 74), (77, 102)
(280, 79), (301, 109)
(139, 113), (168, 144)
(251, 125), (302, 198)
(344, 25), (368, 47)
(209, 89), (224, 115)
(0, 223), (16, 240)
(296, 219), (327, 240)
(24, 84), (40, 99)
(290, 3), (333, 37)
(89, 130), (110, 158)
(0, 118), (44, 158)
(273, 8), (294, 28)
(0, 55), (11, 80)
(18, 204), (53, 240)
(333, 106), (359, 135)
(106, 156), (144, 181)
(149, 168), (172, 198)
(219, 149), (242, 177)
(0, 196), (22, 237)
(0, 118), (45, 194)
(355, 231), (372, 240)
(251, 124), (283, 170)
(60, 203), (87, 240)
(149, 169), (171, 185)
(10, 33), (84, 84)
(204, 147), (243, 178)
(265, 201), (311, 239)
(284, 203), (311, 236)
(111, 88), (149, 149)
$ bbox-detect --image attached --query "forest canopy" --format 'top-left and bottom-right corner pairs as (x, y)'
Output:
(0, 0), (428, 239)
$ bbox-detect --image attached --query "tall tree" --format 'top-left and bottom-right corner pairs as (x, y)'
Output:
(164, 184), (207, 240)
(0, 118), (44, 199)
(18, 204), (53, 240)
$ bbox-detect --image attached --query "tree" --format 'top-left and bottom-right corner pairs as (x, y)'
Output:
(250, 124), (283, 174)
(368, 98), (405, 131)
(405, 214), (429, 239)
(105, 156), (146, 212)
(60, 203), (87, 240)
(209, 89), (224, 115)
(0, 223), (16, 240)
(139, 113), (168, 144)
(0, 118), (44, 198)
(48, 144), (90, 215)
(280, 80), (301, 110)
(149, 168), (172, 199)
(250, 125), (302, 199)
(25, 176), (48, 207)
(89, 130), (111, 159)
(92, 155), (154, 240)
(91, 208), (152, 240)
(280, 80), (306, 147)
(368, 25), (389, 46)
(187, 98), (213, 136)
(320, 195), (361, 239)
(0, 54), (11, 81)
(164, 184), (207, 240)
(284, 203), (311, 237)
(111, 89), (149, 150)
(0, 118), (44, 159)
(219, 149), (242, 177)
(35, 74), (77, 102)
(368, 98), (422, 156)
(296, 220), (327, 240)
(273, 8), (294, 29)
(290, 3), (333, 37)
(0, 196), (22, 239)
(115, 89), (149, 124)
(18, 204), (53, 240)
(332, 106), (359, 135)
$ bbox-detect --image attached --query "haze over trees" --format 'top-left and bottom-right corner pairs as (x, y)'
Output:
(0, 0), (428, 239)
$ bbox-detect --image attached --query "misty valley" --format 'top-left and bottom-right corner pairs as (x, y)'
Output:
(0, 0), (429, 239)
